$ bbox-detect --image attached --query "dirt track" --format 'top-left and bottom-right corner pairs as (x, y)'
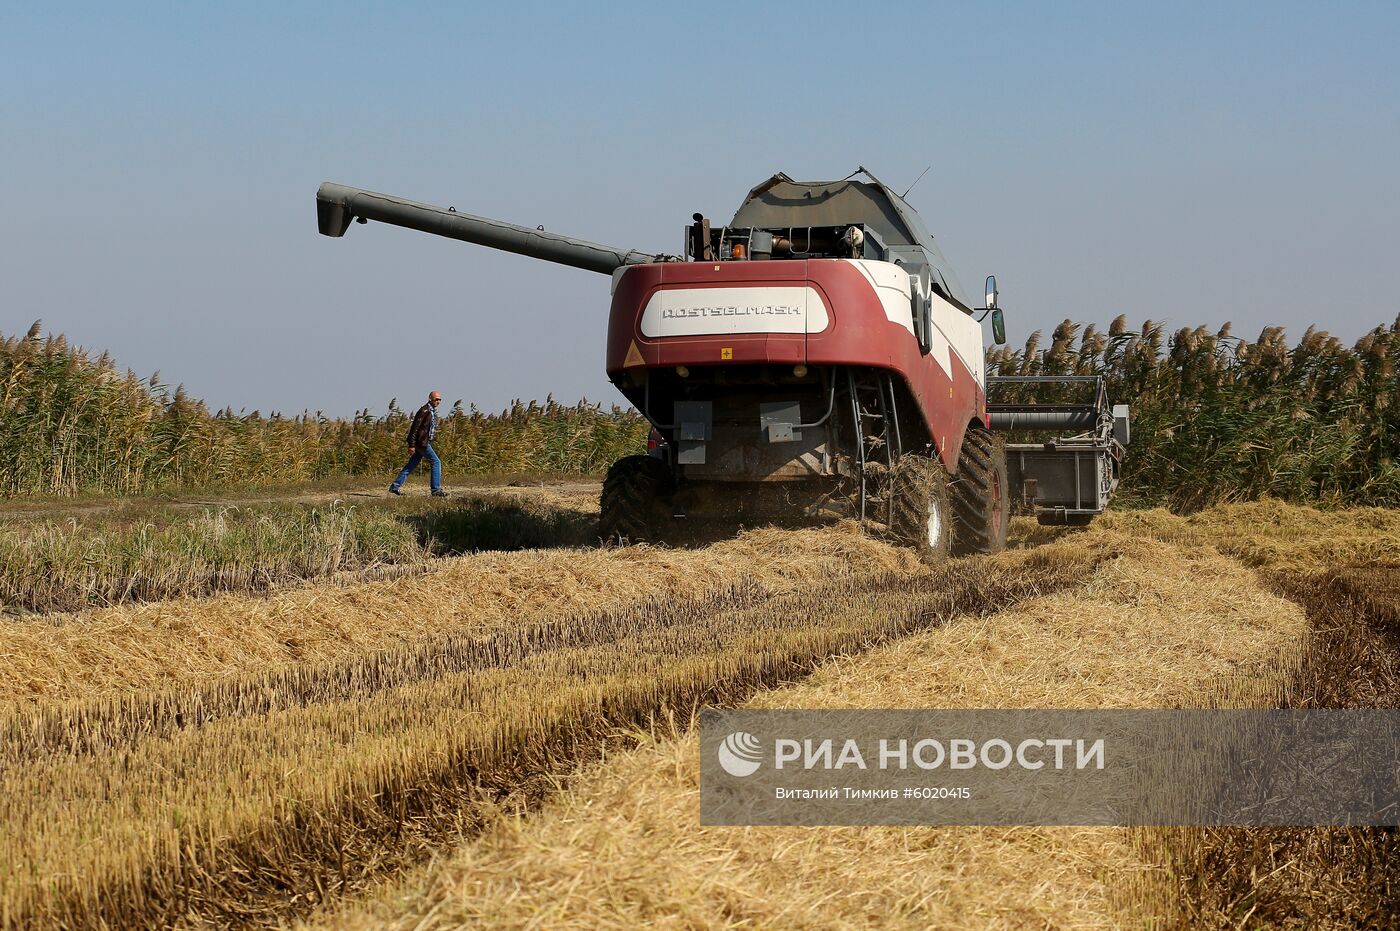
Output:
(0, 478), (603, 521)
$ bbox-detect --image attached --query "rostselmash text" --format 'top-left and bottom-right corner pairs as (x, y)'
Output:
(773, 738), (1106, 771)
(662, 305), (801, 318)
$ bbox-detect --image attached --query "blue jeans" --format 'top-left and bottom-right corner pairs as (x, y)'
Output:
(391, 444), (441, 493)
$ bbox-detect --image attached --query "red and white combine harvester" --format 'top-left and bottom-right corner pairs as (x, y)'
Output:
(316, 169), (1129, 558)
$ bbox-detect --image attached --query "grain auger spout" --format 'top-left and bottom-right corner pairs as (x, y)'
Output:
(315, 182), (677, 275)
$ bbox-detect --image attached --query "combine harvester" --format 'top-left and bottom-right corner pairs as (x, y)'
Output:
(315, 169), (1129, 556)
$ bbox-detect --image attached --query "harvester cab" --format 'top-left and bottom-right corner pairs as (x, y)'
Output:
(315, 169), (1129, 556)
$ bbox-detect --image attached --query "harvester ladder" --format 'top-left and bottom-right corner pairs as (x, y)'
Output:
(845, 369), (902, 524)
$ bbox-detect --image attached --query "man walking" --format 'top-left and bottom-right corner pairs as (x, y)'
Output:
(390, 391), (449, 497)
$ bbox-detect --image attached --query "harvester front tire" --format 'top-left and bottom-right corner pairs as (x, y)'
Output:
(599, 455), (672, 545)
(951, 426), (1010, 555)
(888, 454), (953, 562)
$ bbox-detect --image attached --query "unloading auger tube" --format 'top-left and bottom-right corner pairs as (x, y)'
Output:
(315, 182), (676, 275)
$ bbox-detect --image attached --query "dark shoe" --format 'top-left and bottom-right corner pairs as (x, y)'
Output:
(389, 486), (403, 496)
(431, 490), (450, 498)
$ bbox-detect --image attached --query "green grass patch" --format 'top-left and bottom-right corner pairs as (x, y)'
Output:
(0, 492), (599, 616)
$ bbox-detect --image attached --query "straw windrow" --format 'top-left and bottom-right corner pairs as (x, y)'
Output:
(308, 524), (1312, 930)
(0, 522), (923, 706)
(0, 535), (1095, 929)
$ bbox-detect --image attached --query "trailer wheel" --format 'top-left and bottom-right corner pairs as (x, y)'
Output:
(599, 455), (672, 544)
(888, 454), (953, 562)
(952, 426), (1010, 555)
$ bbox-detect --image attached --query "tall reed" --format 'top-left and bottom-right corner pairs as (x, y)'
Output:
(989, 315), (1400, 509)
(1, 322), (648, 497)
(7, 316), (1399, 508)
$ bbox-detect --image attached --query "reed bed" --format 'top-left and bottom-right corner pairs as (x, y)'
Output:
(314, 525), (1309, 930)
(989, 315), (1400, 509)
(8, 315), (1400, 507)
(1, 322), (646, 498)
(0, 541), (1093, 929)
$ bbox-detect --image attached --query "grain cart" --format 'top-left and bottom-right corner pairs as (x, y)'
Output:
(316, 169), (1128, 556)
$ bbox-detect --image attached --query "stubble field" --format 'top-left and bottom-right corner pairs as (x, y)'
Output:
(2, 488), (1397, 929)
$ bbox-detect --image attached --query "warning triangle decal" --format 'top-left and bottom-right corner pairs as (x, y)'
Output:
(623, 340), (645, 368)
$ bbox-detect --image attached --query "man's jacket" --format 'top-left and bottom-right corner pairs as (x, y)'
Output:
(407, 403), (435, 449)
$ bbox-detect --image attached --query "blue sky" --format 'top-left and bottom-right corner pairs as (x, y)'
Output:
(3, 2), (1397, 415)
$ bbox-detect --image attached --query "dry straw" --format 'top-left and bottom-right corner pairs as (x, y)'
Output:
(3, 500), (1393, 929)
(310, 526), (1311, 931)
(0, 524), (1090, 928)
(0, 522), (920, 706)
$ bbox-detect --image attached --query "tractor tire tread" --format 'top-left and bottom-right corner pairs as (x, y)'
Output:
(951, 426), (1010, 556)
(599, 455), (671, 544)
(887, 454), (953, 563)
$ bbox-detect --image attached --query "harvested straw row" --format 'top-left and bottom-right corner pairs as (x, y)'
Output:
(0, 544), (1095, 929)
(1, 584), (763, 761)
(309, 525), (1311, 931)
(1147, 564), (1400, 929)
(0, 522), (922, 705)
(1100, 499), (1400, 573)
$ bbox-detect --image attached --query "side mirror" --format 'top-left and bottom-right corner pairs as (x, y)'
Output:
(985, 275), (998, 310)
(909, 267), (933, 355)
(991, 308), (1006, 346)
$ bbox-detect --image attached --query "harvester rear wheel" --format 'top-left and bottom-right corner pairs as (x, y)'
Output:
(599, 455), (672, 544)
(887, 454), (953, 562)
(951, 425), (1010, 555)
